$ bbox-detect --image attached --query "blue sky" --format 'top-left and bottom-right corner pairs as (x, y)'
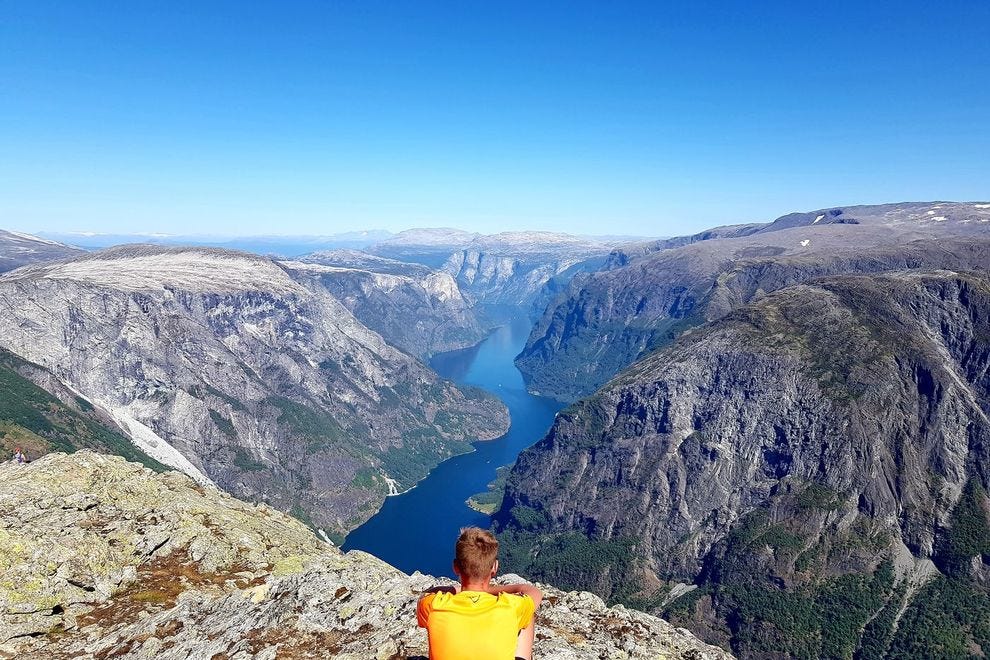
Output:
(2, 1), (988, 237)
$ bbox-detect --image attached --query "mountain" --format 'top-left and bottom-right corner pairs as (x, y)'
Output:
(440, 232), (618, 323)
(495, 269), (990, 658)
(517, 202), (990, 402)
(0, 245), (508, 541)
(369, 230), (622, 324)
(287, 250), (485, 359)
(35, 230), (396, 256)
(0, 348), (165, 471)
(0, 450), (732, 659)
(0, 229), (84, 273)
(366, 228), (482, 267)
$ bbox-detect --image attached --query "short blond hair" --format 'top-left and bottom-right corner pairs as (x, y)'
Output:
(454, 527), (499, 581)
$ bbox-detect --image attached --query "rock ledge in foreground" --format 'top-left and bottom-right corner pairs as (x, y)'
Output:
(0, 451), (731, 659)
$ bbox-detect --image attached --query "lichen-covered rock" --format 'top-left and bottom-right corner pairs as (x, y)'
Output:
(0, 451), (731, 659)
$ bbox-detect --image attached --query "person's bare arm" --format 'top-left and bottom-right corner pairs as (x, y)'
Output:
(487, 582), (542, 609)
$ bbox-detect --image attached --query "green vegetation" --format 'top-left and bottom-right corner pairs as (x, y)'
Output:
(231, 447), (266, 472)
(661, 586), (709, 623)
(505, 505), (548, 531)
(885, 575), (990, 658)
(290, 500), (317, 531)
(935, 480), (990, 577)
(882, 479), (990, 658)
(350, 466), (382, 490)
(797, 482), (842, 511)
(466, 465), (511, 514)
(378, 434), (472, 487)
(854, 583), (905, 660)
(683, 504), (899, 659)
(0, 349), (166, 471)
(184, 383), (248, 412)
(209, 409), (237, 439)
(269, 396), (347, 451)
(498, 528), (641, 601)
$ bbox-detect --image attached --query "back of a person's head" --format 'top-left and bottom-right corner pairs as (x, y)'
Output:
(454, 527), (499, 581)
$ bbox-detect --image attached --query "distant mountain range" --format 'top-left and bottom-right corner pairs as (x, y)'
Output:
(517, 202), (990, 402)
(0, 229), (84, 272)
(34, 230), (397, 257)
(3, 201), (989, 658)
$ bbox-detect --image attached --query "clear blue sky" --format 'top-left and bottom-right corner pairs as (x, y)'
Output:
(2, 1), (988, 237)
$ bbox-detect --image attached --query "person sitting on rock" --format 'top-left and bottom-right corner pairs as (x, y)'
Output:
(14, 447), (26, 464)
(417, 527), (542, 660)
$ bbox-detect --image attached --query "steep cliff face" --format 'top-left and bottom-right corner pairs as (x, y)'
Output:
(0, 451), (732, 660)
(0, 229), (83, 273)
(287, 251), (485, 359)
(368, 230), (617, 324)
(0, 348), (165, 471)
(497, 270), (990, 657)
(517, 202), (990, 402)
(440, 232), (613, 323)
(0, 246), (507, 540)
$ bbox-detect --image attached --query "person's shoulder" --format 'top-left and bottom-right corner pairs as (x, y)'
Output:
(498, 591), (534, 607)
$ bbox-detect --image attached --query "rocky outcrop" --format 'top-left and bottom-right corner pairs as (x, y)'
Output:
(286, 251), (485, 358)
(439, 232), (615, 324)
(368, 230), (618, 324)
(517, 202), (990, 402)
(0, 229), (83, 273)
(497, 270), (990, 657)
(0, 246), (508, 540)
(0, 451), (732, 660)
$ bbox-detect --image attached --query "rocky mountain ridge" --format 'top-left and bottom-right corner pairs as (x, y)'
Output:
(287, 252), (485, 359)
(517, 202), (990, 402)
(0, 245), (508, 541)
(0, 230), (83, 273)
(0, 451), (732, 660)
(496, 269), (990, 657)
(366, 230), (621, 323)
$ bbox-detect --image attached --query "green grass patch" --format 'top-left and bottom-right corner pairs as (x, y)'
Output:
(209, 409), (237, 439)
(232, 447), (267, 472)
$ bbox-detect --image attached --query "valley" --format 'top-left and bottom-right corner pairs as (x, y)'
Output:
(342, 318), (563, 577)
(1, 202), (989, 659)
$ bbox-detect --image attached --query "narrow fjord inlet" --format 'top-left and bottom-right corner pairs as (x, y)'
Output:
(4, 4), (989, 657)
(343, 318), (563, 577)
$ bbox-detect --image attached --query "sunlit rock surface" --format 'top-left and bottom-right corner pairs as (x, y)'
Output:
(0, 452), (731, 660)
(518, 202), (990, 402)
(0, 246), (508, 540)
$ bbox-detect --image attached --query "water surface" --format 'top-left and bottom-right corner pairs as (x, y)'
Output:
(342, 319), (562, 577)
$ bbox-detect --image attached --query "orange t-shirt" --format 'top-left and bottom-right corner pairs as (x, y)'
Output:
(417, 590), (535, 660)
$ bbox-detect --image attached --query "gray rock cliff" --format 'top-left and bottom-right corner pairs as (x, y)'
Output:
(517, 202), (990, 402)
(288, 251), (485, 359)
(0, 451), (732, 660)
(0, 246), (508, 540)
(497, 270), (990, 657)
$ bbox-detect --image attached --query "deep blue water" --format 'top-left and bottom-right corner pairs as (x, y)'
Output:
(342, 318), (563, 578)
